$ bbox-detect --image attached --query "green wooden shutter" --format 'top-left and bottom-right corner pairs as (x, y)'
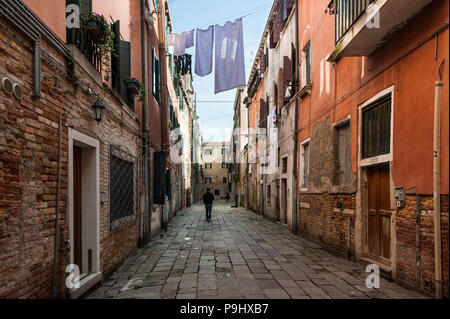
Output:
(120, 40), (131, 105)
(156, 58), (161, 103)
(111, 21), (121, 92)
(120, 40), (131, 80)
(80, 0), (92, 18)
(66, 0), (90, 17)
(179, 90), (183, 109)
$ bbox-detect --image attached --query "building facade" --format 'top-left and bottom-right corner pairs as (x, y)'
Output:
(202, 142), (230, 200)
(0, 0), (198, 299)
(234, 0), (449, 298)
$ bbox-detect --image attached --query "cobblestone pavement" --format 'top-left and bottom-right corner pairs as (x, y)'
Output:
(87, 201), (427, 299)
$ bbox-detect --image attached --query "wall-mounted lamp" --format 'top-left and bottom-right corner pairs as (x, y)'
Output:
(92, 99), (105, 123)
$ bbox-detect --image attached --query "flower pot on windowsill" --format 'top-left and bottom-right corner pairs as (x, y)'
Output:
(126, 79), (139, 95)
(86, 20), (102, 43)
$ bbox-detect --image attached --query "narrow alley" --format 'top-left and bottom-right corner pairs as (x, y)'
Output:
(87, 201), (426, 299)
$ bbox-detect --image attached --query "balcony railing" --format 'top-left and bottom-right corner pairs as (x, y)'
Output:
(332, 0), (375, 44)
(111, 71), (134, 108)
(67, 16), (102, 73)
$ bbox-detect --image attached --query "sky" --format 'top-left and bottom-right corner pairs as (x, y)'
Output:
(168, 0), (272, 142)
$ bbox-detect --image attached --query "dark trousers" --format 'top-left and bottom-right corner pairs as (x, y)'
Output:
(205, 204), (212, 220)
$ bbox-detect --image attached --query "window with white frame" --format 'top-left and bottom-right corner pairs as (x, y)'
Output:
(362, 94), (391, 159)
(300, 140), (310, 189)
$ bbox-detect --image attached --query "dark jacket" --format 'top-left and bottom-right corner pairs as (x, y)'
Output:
(203, 192), (214, 205)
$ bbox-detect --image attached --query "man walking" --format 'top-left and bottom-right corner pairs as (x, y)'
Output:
(203, 188), (214, 222)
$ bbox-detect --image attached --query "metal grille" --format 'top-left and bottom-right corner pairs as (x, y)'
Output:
(362, 95), (391, 159)
(110, 145), (137, 231)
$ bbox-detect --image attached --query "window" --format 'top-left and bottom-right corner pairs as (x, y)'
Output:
(277, 147), (280, 167)
(205, 177), (212, 184)
(110, 146), (136, 231)
(152, 46), (161, 103)
(301, 41), (311, 88)
(282, 157), (288, 174)
(223, 177), (227, 184)
(334, 121), (351, 185)
(274, 83), (278, 109)
(222, 163), (228, 169)
(204, 149), (212, 155)
(205, 163), (212, 169)
(362, 95), (391, 159)
(301, 141), (310, 189)
(221, 148), (228, 155)
(267, 185), (272, 204)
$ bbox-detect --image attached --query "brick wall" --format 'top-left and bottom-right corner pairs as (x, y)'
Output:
(297, 193), (356, 259)
(0, 17), (143, 298)
(396, 194), (449, 298)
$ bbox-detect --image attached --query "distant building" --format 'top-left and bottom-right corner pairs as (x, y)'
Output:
(202, 142), (231, 199)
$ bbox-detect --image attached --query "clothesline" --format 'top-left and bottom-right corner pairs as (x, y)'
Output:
(175, 2), (272, 34)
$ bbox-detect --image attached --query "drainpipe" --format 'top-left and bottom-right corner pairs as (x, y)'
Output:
(292, 0), (299, 235)
(433, 59), (445, 299)
(141, 0), (151, 245)
(52, 111), (65, 299)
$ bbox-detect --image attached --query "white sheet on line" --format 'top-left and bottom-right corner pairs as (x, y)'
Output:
(214, 18), (246, 94)
(195, 25), (214, 77)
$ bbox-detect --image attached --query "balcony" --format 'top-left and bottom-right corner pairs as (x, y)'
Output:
(328, 0), (432, 61)
(67, 17), (102, 74)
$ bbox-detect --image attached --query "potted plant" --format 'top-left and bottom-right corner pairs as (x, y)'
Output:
(127, 77), (146, 104)
(85, 13), (105, 43)
(127, 77), (139, 95)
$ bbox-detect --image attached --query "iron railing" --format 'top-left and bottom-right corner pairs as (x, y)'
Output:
(67, 16), (102, 73)
(109, 145), (137, 231)
(332, 0), (375, 44)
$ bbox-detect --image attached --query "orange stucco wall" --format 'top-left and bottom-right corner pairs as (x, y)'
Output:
(22, 0), (66, 41)
(297, 0), (449, 195)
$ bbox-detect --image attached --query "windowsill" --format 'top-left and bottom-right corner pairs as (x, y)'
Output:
(69, 272), (102, 299)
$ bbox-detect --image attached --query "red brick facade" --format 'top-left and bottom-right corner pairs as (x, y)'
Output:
(396, 195), (449, 297)
(0, 14), (143, 298)
(297, 193), (356, 259)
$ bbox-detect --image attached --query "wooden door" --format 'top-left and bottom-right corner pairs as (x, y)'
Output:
(367, 164), (391, 260)
(73, 146), (83, 270)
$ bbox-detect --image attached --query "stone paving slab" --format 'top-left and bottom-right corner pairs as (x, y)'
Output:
(86, 201), (428, 300)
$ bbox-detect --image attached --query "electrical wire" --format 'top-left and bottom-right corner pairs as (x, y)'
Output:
(179, 2), (273, 32)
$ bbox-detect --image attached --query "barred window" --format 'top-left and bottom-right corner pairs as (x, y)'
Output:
(110, 145), (137, 231)
(362, 95), (391, 159)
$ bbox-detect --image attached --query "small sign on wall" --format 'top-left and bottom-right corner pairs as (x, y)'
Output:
(300, 202), (310, 209)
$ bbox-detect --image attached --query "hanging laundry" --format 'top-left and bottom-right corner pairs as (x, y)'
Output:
(175, 54), (192, 76)
(167, 32), (186, 56)
(185, 30), (195, 49)
(214, 18), (246, 94)
(195, 25), (214, 77)
(184, 54), (192, 75)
